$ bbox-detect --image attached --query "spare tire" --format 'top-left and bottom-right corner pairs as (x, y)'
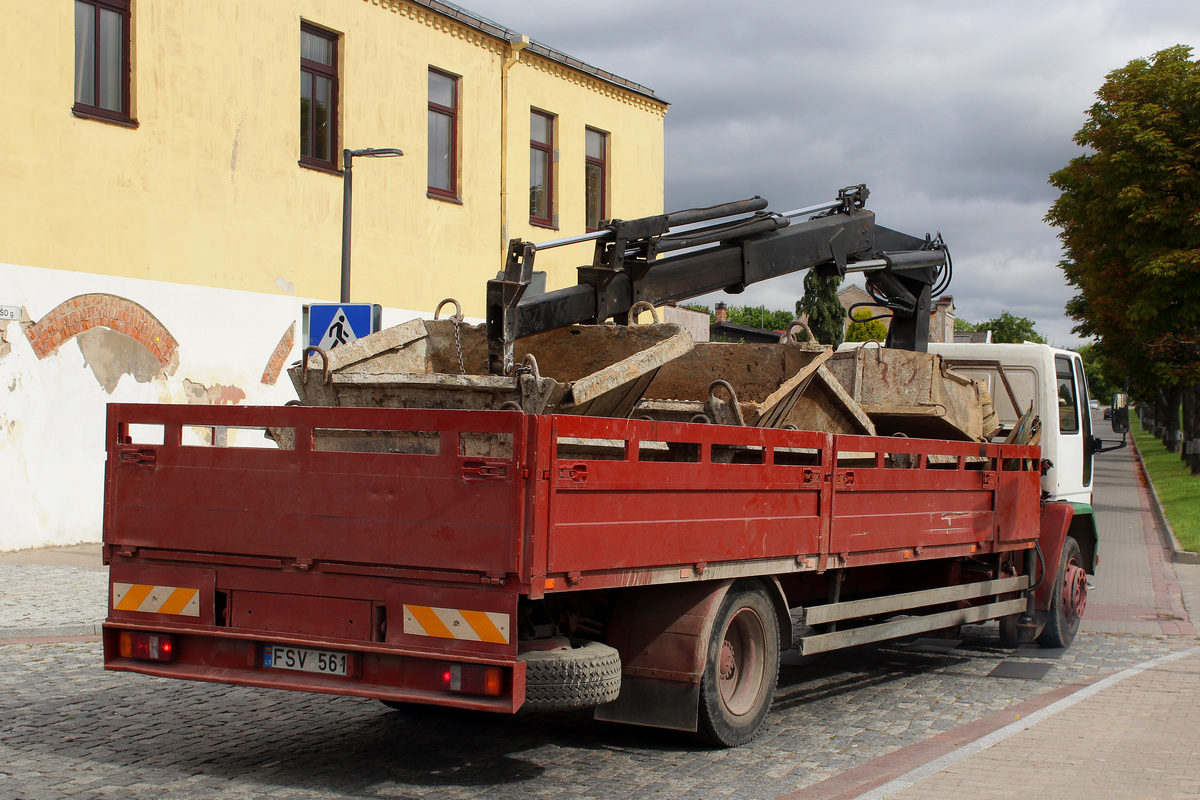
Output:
(519, 640), (622, 710)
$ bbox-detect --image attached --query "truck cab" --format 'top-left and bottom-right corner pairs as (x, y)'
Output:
(927, 341), (1116, 573)
(928, 343), (1096, 502)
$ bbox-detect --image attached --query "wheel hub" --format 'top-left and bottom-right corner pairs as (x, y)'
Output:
(1063, 561), (1088, 621)
(720, 640), (737, 681)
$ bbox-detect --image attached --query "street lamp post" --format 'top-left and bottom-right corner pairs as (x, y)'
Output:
(341, 147), (404, 303)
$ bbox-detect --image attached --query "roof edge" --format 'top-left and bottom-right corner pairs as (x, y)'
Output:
(410, 0), (665, 103)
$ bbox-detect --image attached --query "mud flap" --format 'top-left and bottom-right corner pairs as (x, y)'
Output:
(1036, 501), (1075, 611)
(593, 581), (734, 732)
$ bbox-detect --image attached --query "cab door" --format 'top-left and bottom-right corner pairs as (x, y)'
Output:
(1053, 353), (1089, 502)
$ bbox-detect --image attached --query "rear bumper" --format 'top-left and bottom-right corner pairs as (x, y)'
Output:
(102, 621), (526, 713)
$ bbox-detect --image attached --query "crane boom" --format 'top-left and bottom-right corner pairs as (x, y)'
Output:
(486, 184), (948, 375)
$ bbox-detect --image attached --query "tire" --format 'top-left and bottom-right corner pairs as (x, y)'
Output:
(697, 582), (780, 747)
(1037, 537), (1086, 648)
(519, 640), (622, 710)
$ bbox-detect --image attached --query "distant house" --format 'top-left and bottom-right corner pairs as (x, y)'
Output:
(836, 285), (957, 344)
(709, 303), (785, 343)
(838, 285), (890, 336)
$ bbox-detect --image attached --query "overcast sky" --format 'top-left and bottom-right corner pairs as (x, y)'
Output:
(460, 0), (1200, 347)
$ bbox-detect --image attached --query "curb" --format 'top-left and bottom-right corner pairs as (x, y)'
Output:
(0, 623), (103, 641)
(1132, 438), (1200, 566)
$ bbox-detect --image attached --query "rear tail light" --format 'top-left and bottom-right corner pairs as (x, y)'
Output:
(118, 631), (175, 662)
(439, 663), (503, 696)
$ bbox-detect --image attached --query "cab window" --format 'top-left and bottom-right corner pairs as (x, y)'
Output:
(1056, 355), (1079, 433)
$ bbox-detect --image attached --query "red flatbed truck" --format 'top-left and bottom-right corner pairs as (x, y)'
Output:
(103, 188), (1115, 745)
(103, 401), (1068, 746)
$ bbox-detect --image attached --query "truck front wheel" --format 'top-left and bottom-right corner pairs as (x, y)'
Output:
(697, 582), (780, 747)
(1038, 536), (1086, 648)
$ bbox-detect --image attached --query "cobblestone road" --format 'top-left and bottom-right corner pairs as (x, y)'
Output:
(3, 411), (1194, 799)
(0, 627), (1191, 800)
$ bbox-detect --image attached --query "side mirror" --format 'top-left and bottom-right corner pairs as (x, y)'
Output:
(1111, 392), (1130, 434)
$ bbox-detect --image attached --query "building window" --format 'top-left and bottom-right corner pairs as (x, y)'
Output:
(585, 128), (608, 231)
(428, 68), (459, 199)
(1055, 354), (1079, 434)
(530, 110), (555, 226)
(73, 0), (132, 123)
(300, 23), (338, 170)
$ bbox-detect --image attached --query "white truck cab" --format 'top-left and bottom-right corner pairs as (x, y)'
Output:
(928, 342), (1095, 504)
(926, 341), (1131, 575)
(837, 339), (1128, 575)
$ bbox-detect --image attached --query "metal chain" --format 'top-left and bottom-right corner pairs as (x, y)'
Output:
(453, 314), (465, 375)
(435, 298), (467, 376)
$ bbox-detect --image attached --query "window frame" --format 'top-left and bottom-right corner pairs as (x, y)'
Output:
(427, 67), (460, 201)
(73, 0), (134, 125)
(584, 127), (609, 232)
(299, 22), (339, 172)
(529, 109), (556, 228)
(1055, 354), (1080, 434)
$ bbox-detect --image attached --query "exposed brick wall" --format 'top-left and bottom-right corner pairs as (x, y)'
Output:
(24, 294), (179, 367)
(261, 322), (295, 385)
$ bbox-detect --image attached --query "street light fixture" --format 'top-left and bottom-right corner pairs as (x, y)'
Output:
(341, 147), (404, 303)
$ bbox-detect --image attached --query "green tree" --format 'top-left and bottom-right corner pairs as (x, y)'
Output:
(954, 317), (977, 334)
(978, 312), (1047, 344)
(954, 312), (1047, 344)
(726, 306), (795, 331)
(1047, 45), (1200, 453)
(796, 271), (844, 346)
(845, 308), (888, 342)
(1075, 342), (1119, 402)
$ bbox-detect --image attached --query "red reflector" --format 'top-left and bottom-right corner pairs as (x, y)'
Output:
(439, 663), (503, 696)
(118, 631), (175, 662)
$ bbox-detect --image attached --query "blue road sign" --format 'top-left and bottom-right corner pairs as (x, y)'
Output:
(307, 303), (381, 349)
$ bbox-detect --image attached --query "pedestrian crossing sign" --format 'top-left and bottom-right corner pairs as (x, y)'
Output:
(306, 303), (382, 350)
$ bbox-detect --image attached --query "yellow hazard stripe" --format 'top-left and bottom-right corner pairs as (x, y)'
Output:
(405, 604), (454, 639)
(460, 609), (508, 644)
(114, 583), (154, 612)
(403, 604), (510, 644)
(158, 586), (198, 616)
(112, 583), (200, 617)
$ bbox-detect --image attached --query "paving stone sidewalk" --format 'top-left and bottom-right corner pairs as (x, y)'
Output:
(0, 562), (108, 638)
(826, 647), (1200, 800)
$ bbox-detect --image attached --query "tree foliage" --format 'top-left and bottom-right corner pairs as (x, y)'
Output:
(1046, 45), (1200, 392)
(845, 308), (888, 342)
(796, 271), (844, 347)
(1075, 342), (1119, 402)
(726, 306), (795, 331)
(955, 312), (1047, 344)
(681, 303), (794, 331)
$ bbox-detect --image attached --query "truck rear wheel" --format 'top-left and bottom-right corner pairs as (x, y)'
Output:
(1038, 537), (1086, 648)
(697, 582), (780, 747)
(520, 640), (622, 710)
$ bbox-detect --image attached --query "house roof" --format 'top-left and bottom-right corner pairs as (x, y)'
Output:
(418, 1), (664, 103)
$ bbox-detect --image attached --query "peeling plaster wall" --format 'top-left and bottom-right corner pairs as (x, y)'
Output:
(0, 261), (423, 551)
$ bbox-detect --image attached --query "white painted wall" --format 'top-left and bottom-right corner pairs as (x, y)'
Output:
(0, 262), (425, 551)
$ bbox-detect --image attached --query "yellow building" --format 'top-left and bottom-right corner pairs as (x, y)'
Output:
(0, 0), (666, 550)
(5, 0), (666, 314)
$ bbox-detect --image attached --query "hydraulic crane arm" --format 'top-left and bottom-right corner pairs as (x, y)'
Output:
(486, 184), (948, 375)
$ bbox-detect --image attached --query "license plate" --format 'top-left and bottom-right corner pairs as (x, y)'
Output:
(262, 645), (348, 676)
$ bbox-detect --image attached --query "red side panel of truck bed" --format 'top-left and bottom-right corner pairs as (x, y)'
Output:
(104, 404), (529, 578)
(105, 405), (1042, 589)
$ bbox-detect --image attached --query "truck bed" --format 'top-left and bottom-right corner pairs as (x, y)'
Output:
(105, 403), (1041, 591)
(102, 403), (1043, 715)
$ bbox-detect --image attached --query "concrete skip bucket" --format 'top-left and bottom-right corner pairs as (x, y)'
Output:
(288, 315), (694, 417)
(634, 325), (875, 436)
(827, 343), (999, 442)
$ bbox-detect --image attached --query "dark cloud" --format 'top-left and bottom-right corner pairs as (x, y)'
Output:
(463, 0), (1200, 345)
